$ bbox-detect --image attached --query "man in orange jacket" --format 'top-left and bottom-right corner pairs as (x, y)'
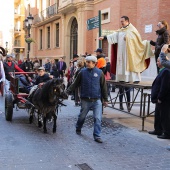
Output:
(95, 48), (106, 73)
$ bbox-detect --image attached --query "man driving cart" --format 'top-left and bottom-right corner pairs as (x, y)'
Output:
(28, 67), (53, 101)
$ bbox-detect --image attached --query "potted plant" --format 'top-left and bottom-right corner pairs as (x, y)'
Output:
(25, 37), (36, 43)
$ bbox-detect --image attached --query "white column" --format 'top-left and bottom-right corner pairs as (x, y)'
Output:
(77, 7), (85, 55)
(61, 14), (65, 57)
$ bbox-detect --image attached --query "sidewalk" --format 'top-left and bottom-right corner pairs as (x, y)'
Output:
(0, 95), (170, 170)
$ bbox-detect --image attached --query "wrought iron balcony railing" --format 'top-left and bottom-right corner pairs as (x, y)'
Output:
(34, 3), (58, 25)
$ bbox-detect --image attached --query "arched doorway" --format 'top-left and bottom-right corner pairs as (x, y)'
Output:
(70, 18), (78, 59)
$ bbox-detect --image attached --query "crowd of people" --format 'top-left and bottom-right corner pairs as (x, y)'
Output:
(0, 48), (111, 143)
(1, 15), (170, 145)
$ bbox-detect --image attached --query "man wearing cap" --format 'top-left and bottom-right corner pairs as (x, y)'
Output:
(3, 54), (25, 93)
(67, 56), (108, 143)
(28, 67), (51, 100)
(35, 67), (51, 85)
(95, 48), (106, 73)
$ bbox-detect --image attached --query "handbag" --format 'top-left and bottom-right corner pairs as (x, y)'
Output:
(104, 71), (111, 80)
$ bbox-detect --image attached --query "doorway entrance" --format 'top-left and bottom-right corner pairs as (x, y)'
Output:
(70, 18), (78, 59)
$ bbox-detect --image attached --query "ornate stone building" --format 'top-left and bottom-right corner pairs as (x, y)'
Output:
(26, 0), (170, 78)
(14, 0), (25, 60)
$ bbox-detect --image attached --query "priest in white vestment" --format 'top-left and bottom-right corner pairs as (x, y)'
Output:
(99, 16), (153, 83)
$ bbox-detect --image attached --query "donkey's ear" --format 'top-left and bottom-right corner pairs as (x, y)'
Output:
(57, 78), (63, 84)
(62, 84), (66, 90)
(53, 78), (63, 84)
(52, 78), (58, 84)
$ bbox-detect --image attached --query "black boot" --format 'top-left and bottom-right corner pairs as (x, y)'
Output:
(127, 103), (131, 111)
(120, 103), (124, 110)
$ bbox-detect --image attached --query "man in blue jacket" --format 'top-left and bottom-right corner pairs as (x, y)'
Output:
(67, 56), (108, 143)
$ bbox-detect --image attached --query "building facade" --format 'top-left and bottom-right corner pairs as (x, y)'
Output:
(0, 0), (14, 54)
(14, 0), (25, 60)
(27, 0), (170, 78)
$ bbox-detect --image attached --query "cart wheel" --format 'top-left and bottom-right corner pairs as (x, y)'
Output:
(5, 93), (13, 121)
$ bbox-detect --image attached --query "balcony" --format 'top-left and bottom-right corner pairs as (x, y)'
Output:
(34, 3), (60, 26)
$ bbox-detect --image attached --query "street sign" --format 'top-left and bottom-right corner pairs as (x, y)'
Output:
(87, 16), (99, 30)
(145, 24), (152, 33)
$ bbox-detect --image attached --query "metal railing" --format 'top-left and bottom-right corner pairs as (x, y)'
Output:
(34, 3), (58, 24)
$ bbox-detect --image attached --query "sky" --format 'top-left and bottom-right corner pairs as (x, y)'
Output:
(0, 0), (14, 53)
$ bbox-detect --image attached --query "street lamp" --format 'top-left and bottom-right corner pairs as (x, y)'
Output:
(5, 41), (8, 54)
(25, 14), (34, 60)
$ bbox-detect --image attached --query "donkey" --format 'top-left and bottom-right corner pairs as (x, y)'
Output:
(29, 78), (68, 133)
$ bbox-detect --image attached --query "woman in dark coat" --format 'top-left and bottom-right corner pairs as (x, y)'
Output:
(150, 20), (170, 74)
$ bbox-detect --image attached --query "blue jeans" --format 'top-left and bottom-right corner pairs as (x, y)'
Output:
(76, 99), (102, 139)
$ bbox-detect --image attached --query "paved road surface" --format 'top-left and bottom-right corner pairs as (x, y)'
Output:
(0, 97), (170, 170)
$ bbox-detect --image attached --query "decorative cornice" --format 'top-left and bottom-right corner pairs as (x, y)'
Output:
(93, 0), (104, 4)
(58, 0), (94, 14)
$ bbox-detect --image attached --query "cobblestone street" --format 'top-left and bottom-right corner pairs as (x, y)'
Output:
(0, 97), (170, 170)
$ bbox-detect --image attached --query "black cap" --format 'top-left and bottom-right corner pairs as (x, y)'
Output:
(73, 54), (79, 59)
(94, 48), (102, 53)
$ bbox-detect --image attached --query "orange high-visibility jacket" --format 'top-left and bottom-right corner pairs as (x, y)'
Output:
(96, 58), (106, 69)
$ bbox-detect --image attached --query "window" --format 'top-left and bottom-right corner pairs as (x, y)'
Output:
(40, 29), (43, 50)
(47, 26), (50, 48)
(101, 8), (110, 24)
(56, 23), (59, 47)
(102, 13), (108, 20)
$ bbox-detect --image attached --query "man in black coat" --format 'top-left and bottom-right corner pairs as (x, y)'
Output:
(28, 67), (51, 100)
(149, 57), (170, 139)
(35, 67), (51, 85)
(149, 57), (164, 136)
(21, 59), (33, 72)
(56, 57), (67, 78)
